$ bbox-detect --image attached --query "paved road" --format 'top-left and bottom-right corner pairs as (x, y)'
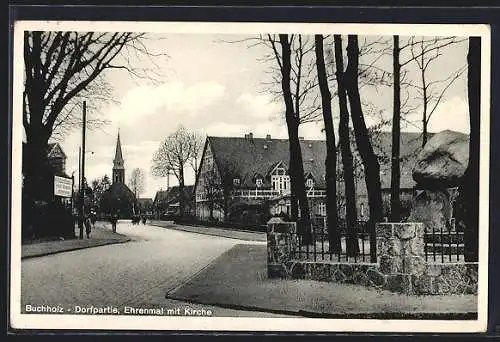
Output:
(21, 221), (284, 318)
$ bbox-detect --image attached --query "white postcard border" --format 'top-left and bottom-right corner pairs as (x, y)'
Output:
(10, 20), (491, 333)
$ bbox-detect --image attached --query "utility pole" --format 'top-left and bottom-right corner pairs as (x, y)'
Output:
(79, 101), (87, 239)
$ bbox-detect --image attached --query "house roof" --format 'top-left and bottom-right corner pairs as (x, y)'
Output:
(102, 182), (136, 203)
(47, 143), (67, 159)
(208, 136), (328, 188)
(137, 198), (153, 206)
(22, 142), (67, 159)
(205, 132), (435, 191)
(154, 185), (194, 205)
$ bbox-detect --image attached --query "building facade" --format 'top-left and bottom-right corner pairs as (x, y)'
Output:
(100, 131), (137, 218)
(194, 132), (425, 224)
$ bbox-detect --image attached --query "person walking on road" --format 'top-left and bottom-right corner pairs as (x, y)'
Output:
(84, 213), (92, 238)
(110, 211), (118, 233)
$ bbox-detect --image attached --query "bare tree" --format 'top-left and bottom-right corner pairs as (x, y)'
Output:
(408, 37), (467, 147)
(389, 36), (466, 222)
(201, 160), (241, 221)
(129, 168), (146, 198)
(23, 31), (166, 201)
(266, 34), (313, 244)
(90, 174), (111, 213)
(344, 35), (383, 263)
(315, 34), (341, 251)
(333, 35), (359, 256)
(189, 132), (204, 177)
(223, 35), (320, 241)
(151, 125), (199, 217)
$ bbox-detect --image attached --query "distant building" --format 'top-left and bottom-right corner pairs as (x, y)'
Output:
(153, 185), (195, 218)
(194, 132), (426, 224)
(100, 132), (137, 218)
(22, 142), (69, 178)
(137, 198), (154, 216)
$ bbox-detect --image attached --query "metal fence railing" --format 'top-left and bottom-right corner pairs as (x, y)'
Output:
(291, 219), (373, 263)
(424, 218), (464, 262)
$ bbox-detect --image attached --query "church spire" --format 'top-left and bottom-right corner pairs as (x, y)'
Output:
(113, 131), (124, 169)
(112, 130), (125, 184)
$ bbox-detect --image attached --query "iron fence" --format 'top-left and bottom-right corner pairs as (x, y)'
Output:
(291, 219), (373, 263)
(424, 218), (464, 262)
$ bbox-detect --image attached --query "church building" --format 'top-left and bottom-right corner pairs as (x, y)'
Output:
(100, 131), (138, 218)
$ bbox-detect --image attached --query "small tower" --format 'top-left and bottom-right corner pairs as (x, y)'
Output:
(112, 131), (125, 184)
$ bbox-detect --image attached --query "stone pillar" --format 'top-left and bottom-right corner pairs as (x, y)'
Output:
(376, 222), (425, 294)
(267, 217), (297, 278)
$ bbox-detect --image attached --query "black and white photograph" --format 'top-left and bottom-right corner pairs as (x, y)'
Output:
(9, 21), (490, 332)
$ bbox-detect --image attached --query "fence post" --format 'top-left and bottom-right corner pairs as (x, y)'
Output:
(267, 217), (297, 278)
(370, 220), (377, 263)
(376, 222), (425, 294)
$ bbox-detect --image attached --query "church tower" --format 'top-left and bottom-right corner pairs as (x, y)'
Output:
(112, 131), (125, 184)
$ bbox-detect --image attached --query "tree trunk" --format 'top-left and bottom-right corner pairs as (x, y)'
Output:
(421, 53), (429, 148)
(463, 37), (480, 262)
(422, 115), (428, 147)
(345, 35), (383, 263)
(391, 35), (401, 222)
(178, 161), (185, 218)
(315, 34), (341, 252)
(334, 35), (359, 256)
(279, 34), (312, 244)
(24, 126), (52, 199)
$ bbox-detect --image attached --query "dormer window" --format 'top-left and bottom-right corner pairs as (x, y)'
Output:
(256, 178), (263, 187)
(233, 178), (240, 186)
(306, 178), (314, 188)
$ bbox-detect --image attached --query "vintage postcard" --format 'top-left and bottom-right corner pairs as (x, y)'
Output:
(9, 21), (490, 333)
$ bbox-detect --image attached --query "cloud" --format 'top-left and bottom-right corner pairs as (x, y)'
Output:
(204, 122), (248, 137)
(426, 96), (469, 134)
(236, 93), (282, 119)
(106, 81), (226, 126)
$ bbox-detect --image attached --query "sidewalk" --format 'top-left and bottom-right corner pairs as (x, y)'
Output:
(22, 222), (131, 259)
(149, 220), (266, 242)
(166, 244), (478, 319)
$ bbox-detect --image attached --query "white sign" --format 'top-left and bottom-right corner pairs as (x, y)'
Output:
(54, 175), (72, 198)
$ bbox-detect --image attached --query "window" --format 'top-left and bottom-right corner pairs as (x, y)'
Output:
(319, 203), (326, 216)
(233, 178), (240, 186)
(271, 174), (290, 193)
(360, 203), (365, 217)
(306, 178), (314, 188)
(256, 178), (263, 187)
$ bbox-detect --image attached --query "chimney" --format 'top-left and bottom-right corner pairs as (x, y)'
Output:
(266, 134), (271, 141)
(248, 132), (253, 143)
(244, 134), (249, 140)
(299, 136), (304, 140)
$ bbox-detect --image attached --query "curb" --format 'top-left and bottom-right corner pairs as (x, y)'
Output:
(150, 223), (266, 242)
(21, 238), (131, 260)
(164, 295), (478, 320)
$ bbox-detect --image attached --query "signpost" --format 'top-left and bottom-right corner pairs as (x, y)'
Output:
(54, 175), (73, 198)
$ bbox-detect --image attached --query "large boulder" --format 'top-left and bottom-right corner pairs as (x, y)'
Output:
(412, 130), (469, 189)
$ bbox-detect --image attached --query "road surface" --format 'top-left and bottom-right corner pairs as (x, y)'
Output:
(20, 221), (283, 318)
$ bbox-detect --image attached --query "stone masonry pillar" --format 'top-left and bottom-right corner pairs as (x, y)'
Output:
(376, 222), (426, 294)
(267, 217), (297, 278)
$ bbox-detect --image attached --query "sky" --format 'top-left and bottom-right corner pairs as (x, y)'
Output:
(51, 33), (470, 199)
